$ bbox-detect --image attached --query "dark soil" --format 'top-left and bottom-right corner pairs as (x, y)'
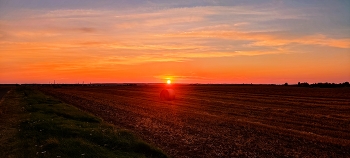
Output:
(39, 85), (350, 157)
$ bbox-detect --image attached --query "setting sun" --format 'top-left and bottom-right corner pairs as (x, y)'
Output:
(0, 1), (349, 84)
(0, 1), (349, 157)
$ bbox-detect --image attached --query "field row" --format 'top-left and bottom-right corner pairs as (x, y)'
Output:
(39, 85), (350, 157)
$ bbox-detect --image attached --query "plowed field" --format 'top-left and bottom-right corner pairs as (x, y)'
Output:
(39, 85), (350, 157)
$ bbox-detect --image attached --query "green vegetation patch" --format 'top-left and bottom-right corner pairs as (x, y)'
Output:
(9, 87), (167, 158)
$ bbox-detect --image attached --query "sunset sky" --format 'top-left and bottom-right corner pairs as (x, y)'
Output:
(0, 0), (349, 84)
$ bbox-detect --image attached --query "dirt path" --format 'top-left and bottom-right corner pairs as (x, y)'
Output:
(40, 85), (350, 157)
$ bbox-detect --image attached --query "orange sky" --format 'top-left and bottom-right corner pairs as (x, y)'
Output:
(0, 1), (349, 84)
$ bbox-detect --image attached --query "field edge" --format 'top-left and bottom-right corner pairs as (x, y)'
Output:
(0, 86), (168, 158)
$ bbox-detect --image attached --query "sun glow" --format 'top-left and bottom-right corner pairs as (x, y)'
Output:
(167, 79), (171, 84)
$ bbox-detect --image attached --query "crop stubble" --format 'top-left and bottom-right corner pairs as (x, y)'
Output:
(39, 85), (350, 157)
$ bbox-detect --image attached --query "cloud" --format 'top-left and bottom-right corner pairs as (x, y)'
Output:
(90, 49), (287, 66)
(113, 6), (212, 29)
(157, 31), (350, 48)
(111, 5), (301, 30)
(40, 9), (104, 18)
(154, 74), (212, 81)
(1, 4), (349, 81)
(71, 27), (96, 33)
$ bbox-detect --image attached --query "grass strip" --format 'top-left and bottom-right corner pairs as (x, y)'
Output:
(1, 87), (167, 158)
(0, 86), (22, 157)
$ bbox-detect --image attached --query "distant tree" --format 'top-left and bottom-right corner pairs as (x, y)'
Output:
(298, 82), (309, 87)
(284, 83), (288, 86)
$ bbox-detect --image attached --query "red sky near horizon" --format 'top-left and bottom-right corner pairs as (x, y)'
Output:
(0, 0), (349, 84)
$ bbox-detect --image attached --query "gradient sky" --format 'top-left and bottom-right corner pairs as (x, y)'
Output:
(0, 0), (349, 84)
